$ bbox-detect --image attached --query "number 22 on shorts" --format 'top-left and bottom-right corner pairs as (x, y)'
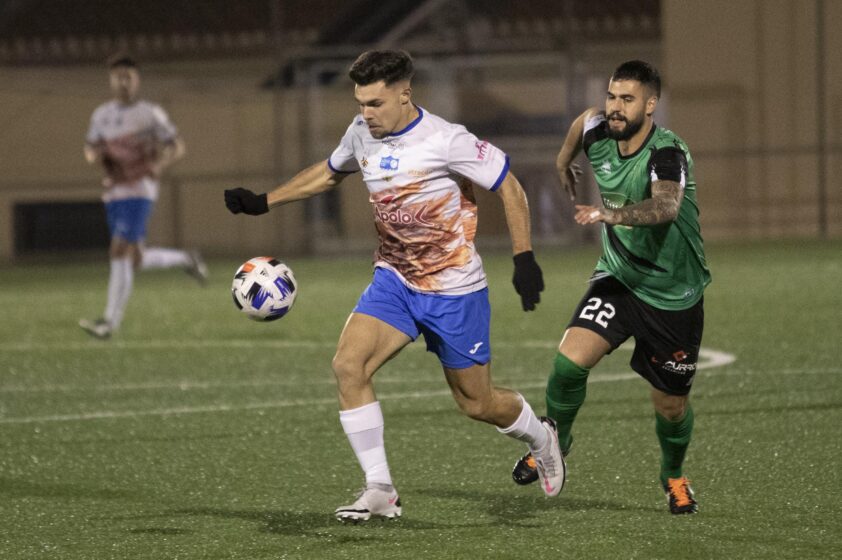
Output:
(579, 297), (616, 328)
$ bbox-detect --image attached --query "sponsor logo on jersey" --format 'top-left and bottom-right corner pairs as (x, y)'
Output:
(475, 140), (489, 160)
(601, 161), (612, 173)
(373, 205), (434, 227)
(408, 168), (432, 177)
(380, 156), (400, 171)
(652, 350), (696, 374)
(662, 361), (697, 374)
(382, 139), (406, 152)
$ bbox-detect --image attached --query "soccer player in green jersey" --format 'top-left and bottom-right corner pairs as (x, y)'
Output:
(512, 60), (711, 514)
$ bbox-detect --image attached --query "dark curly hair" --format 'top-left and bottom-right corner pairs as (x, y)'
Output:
(108, 53), (138, 69)
(612, 60), (661, 98)
(349, 50), (414, 86)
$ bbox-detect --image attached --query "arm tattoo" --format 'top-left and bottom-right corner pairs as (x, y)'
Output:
(606, 181), (683, 226)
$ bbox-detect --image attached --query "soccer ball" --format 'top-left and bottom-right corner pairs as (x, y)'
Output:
(231, 257), (298, 321)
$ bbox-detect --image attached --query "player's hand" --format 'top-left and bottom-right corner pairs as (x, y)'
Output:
(512, 250), (544, 311)
(101, 155), (124, 188)
(559, 163), (583, 201)
(224, 188), (269, 215)
(147, 160), (163, 179)
(574, 204), (619, 225)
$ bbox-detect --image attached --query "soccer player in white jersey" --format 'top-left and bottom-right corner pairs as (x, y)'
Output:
(79, 55), (207, 339)
(225, 50), (565, 522)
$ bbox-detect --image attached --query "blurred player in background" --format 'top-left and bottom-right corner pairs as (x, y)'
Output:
(225, 50), (564, 522)
(511, 60), (711, 514)
(79, 54), (207, 339)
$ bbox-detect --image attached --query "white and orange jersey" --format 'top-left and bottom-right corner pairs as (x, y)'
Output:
(329, 107), (510, 295)
(85, 99), (178, 202)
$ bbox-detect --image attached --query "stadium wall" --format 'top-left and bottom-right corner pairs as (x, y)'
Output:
(0, 54), (582, 261)
(663, 0), (842, 239)
(1, 2), (839, 263)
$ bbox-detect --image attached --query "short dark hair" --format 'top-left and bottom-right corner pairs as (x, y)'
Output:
(611, 60), (661, 98)
(348, 50), (414, 86)
(108, 53), (138, 69)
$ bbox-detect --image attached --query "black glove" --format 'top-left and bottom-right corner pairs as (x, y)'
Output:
(224, 188), (269, 215)
(512, 250), (544, 311)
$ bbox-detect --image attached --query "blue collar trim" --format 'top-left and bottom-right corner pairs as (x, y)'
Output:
(387, 106), (424, 137)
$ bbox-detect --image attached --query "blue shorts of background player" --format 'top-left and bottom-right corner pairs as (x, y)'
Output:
(105, 198), (154, 242)
(353, 267), (491, 368)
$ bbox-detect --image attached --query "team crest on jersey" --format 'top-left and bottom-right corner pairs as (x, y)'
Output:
(360, 157), (368, 168)
(380, 156), (400, 171)
(600, 161), (612, 173)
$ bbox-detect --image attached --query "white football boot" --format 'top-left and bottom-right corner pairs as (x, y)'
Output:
(531, 417), (566, 497)
(78, 318), (112, 340)
(335, 483), (402, 523)
(186, 250), (209, 286)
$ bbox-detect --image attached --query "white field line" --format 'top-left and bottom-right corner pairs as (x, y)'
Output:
(0, 338), (710, 353)
(0, 345), (737, 425)
(0, 344), (734, 395)
(0, 376), (686, 425)
(0, 339), (330, 352)
(1, 367), (839, 427)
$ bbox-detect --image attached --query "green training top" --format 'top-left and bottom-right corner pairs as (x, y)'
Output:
(582, 111), (711, 310)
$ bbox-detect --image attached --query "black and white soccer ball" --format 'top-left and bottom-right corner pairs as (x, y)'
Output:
(231, 257), (297, 321)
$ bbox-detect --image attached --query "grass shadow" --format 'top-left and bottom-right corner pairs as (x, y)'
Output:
(414, 485), (661, 524)
(171, 506), (465, 540)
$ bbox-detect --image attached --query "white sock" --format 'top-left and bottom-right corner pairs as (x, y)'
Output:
(141, 247), (191, 270)
(496, 395), (549, 452)
(339, 401), (393, 487)
(104, 257), (133, 330)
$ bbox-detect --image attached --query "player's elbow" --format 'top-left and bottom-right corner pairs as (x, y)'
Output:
(324, 172), (348, 190)
(84, 144), (100, 164)
(171, 138), (187, 161)
(660, 198), (681, 223)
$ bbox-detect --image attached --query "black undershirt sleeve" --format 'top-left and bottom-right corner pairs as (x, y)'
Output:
(649, 147), (687, 184)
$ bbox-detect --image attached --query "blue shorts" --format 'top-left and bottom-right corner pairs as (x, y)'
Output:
(353, 267), (491, 369)
(105, 199), (154, 243)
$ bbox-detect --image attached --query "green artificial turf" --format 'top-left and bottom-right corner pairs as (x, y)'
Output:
(1, 240), (840, 559)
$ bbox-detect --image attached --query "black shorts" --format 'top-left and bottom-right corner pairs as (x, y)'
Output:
(567, 274), (704, 396)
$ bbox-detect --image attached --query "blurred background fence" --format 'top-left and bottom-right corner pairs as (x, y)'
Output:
(0, 0), (838, 262)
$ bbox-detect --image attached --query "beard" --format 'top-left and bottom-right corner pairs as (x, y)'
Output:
(606, 112), (645, 141)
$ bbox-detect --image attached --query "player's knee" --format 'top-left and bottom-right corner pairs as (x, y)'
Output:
(453, 394), (491, 422)
(653, 395), (688, 421)
(549, 352), (589, 386)
(657, 402), (687, 421)
(547, 352), (590, 404)
(110, 244), (128, 259)
(331, 353), (367, 387)
(331, 353), (355, 379)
